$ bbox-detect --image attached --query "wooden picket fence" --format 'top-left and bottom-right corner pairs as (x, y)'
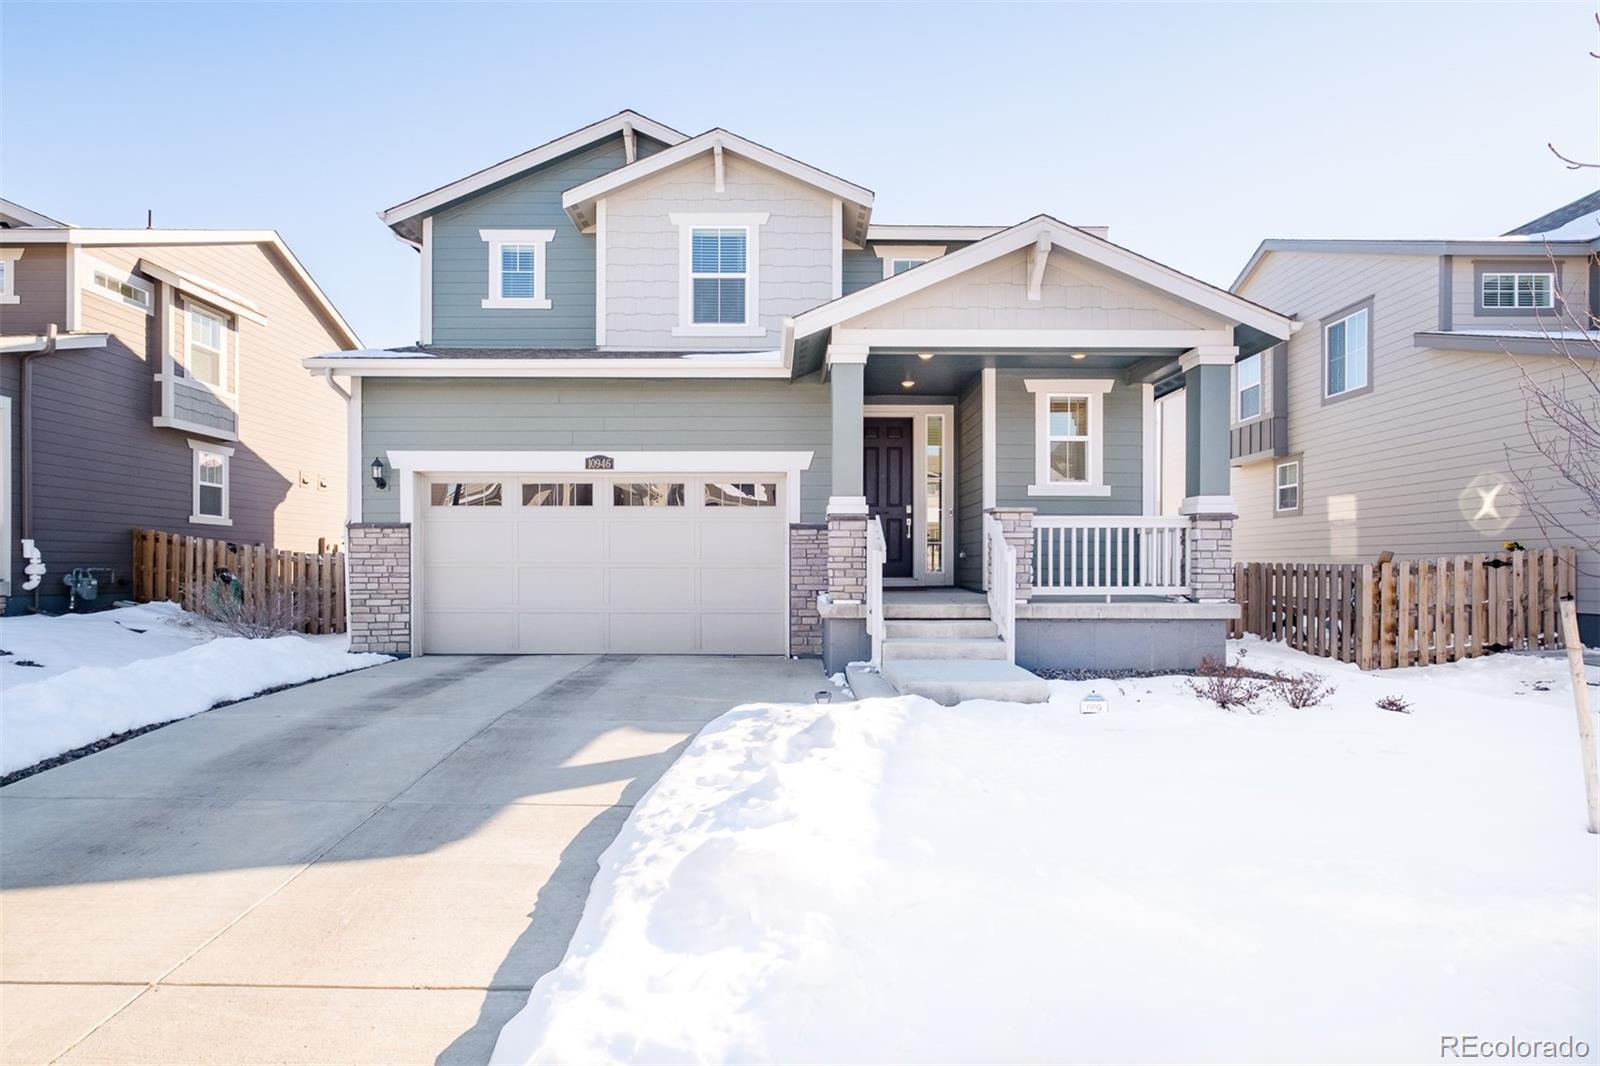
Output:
(132, 529), (346, 635)
(1230, 548), (1576, 670)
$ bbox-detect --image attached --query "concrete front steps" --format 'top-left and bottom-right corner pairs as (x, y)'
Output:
(863, 595), (1050, 706)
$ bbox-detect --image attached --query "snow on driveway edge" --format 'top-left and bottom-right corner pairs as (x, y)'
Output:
(1, 636), (389, 775)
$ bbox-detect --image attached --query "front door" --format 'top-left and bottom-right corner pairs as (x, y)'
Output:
(863, 417), (914, 578)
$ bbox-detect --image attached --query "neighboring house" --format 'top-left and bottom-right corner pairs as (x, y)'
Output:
(0, 199), (361, 614)
(1229, 190), (1600, 642)
(309, 111), (1295, 685)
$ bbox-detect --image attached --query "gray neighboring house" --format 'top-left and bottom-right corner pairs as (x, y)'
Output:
(309, 111), (1296, 691)
(0, 199), (362, 614)
(1228, 190), (1600, 642)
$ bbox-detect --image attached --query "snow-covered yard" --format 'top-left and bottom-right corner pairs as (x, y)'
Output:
(0, 603), (389, 776)
(493, 639), (1599, 1066)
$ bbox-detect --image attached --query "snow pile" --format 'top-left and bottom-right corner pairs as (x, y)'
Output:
(493, 640), (1598, 1065)
(1, 604), (388, 775)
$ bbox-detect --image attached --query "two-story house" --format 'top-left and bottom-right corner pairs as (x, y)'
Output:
(1229, 190), (1600, 643)
(309, 111), (1295, 695)
(1, 199), (361, 613)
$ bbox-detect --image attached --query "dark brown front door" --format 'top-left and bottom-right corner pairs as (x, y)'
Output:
(864, 417), (914, 578)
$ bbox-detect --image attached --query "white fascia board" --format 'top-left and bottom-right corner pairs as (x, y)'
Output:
(832, 327), (1234, 349)
(138, 261), (269, 326)
(386, 449), (815, 475)
(380, 110), (689, 226)
(0, 198), (68, 227)
(0, 332), (110, 353)
(300, 357), (792, 378)
(5, 228), (362, 349)
(561, 129), (875, 237)
(797, 215), (1295, 341)
(866, 225), (1004, 242)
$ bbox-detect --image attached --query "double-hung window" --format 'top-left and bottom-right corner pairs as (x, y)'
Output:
(1024, 378), (1114, 496)
(189, 440), (232, 525)
(1236, 352), (1262, 420)
(670, 213), (767, 335)
(186, 305), (228, 388)
(1324, 302), (1371, 400)
(1275, 459), (1301, 514)
(691, 227), (748, 325)
(1480, 271), (1554, 310)
(480, 229), (554, 309)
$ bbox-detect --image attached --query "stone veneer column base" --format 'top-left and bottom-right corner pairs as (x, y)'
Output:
(827, 513), (869, 603)
(789, 524), (827, 658)
(1188, 513), (1235, 603)
(984, 506), (1035, 602)
(347, 523), (412, 655)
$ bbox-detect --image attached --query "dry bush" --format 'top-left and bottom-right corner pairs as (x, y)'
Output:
(1376, 694), (1413, 715)
(1270, 669), (1337, 709)
(1187, 655), (1269, 713)
(186, 575), (307, 639)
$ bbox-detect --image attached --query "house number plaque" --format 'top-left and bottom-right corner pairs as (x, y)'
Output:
(584, 455), (615, 471)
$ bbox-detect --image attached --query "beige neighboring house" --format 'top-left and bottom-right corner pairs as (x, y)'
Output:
(0, 199), (361, 613)
(1227, 190), (1600, 642)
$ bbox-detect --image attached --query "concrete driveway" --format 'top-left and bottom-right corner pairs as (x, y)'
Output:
(0, 654), (824, 1065)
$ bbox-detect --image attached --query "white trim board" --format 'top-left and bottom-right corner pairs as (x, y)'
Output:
(864, 403), (956, 588)
(303, 357), (790, 379)
(481, 228), (555, 310)
(381, 110), (688, 228)
(669, 213), (768, 337)
(0, 396), (11, 594)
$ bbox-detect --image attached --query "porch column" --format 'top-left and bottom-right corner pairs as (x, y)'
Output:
(1179, 347), (1237, 602)
(826, 344), (869, 601)
(984, 506), (1034, 603)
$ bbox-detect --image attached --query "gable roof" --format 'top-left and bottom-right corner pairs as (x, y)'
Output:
(791, 214), (1294, 342)
(1232, 231), (1600, 292)
(1503, 188), (1600, 239)
(0, 227), (361, 349)
(0, 198), (68, 228)
(379, 110), (688, 243)
(561, 129), (875, 244)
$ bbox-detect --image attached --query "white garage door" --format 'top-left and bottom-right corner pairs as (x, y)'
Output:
(420, 475), (788, 654)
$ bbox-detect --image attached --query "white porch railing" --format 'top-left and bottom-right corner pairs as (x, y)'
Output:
(984, 515), (1018, 663)
(866, 516), (887, 667)
(1033, 516), (1190, 597)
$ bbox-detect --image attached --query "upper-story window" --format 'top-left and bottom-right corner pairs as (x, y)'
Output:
(1480, 271), (1554, 310)
(1236, 352), (1262, 420)
(669, 212), (767, 336)
(0, 248), (20, 305)
(1323, 300), (1372, 401)
(185, 305), (230, 389)
(480, 228), (554, 310)
(84, 256), (154, 315)
(876, 244), (946, 279)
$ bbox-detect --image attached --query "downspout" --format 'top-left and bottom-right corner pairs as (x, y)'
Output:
(19, 323), (57, 543)
(321, 367), (350, 401)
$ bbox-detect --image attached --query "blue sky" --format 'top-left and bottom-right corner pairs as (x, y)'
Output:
(4, 2), (1595, 349)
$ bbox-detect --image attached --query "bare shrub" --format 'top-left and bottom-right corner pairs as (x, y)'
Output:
(1187, 655), (1269, 713)
(1270, 669), (1337, 709)
(185, 572), (306, 638)
(1376, 694), (1412, 715)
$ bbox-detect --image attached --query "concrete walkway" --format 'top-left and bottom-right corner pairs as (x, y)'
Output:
(0, 654), (825, 1065)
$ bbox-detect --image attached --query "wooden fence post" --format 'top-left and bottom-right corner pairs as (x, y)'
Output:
(1358, 564), (1376, 670)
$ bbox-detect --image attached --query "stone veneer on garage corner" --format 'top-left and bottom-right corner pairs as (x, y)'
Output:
(347, 523), (411, 655)
(788, 525), (828, 658)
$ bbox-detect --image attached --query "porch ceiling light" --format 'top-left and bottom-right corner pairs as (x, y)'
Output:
(1072, 351), (1087, 360)
(901, 378), (916, 389)
(918, 352), (934, 361)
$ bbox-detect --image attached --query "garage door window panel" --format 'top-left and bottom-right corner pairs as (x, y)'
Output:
(614, 482), (685, 507)
(704, 482), (778, 507)
(523, 482), (594, 507)
(431, 482), (503, 507)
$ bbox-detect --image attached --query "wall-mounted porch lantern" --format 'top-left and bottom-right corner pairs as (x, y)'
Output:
(370, 457), (388, 490)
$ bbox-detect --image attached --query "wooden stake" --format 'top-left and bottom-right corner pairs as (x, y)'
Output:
(1558, 599), (1600, 834)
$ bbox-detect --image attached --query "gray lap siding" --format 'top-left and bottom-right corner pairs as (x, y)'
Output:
(360, 376), (835, 522)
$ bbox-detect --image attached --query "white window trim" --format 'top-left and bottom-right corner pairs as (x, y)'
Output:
(183, 302), (233, 393)
(669, 212), (768, 337)
(0, 396), (11, 593)
(1024, 378), (1114, 497)
(1479, 271), (1556, 310)
(874, 244), (946, 279)
(1323, 307), (1370, 399)
(1275, 459), (1301, 513)
(1236, 351), (1263, 421)
(189, 439), (234, 526)
(0, 248), (21, 304)
(480, 228), (554, 310)
(82, 255), (155, 315)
